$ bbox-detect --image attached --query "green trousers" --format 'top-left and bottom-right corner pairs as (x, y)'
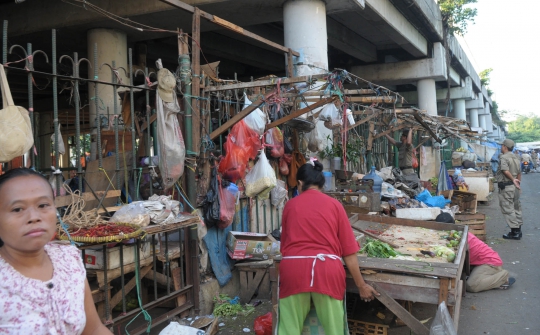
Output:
(278, 292), (345, 335)
(498, 185), (523, 229)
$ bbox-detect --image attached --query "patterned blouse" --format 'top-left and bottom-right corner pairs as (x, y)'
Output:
(0, 243), (87, 334)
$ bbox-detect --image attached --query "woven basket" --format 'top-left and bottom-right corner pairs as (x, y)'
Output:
(58, 223), (144, 243)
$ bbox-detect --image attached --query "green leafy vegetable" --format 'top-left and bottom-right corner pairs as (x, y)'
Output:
(360, 238), (403, 258)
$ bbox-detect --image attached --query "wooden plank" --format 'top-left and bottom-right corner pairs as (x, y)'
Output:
(367, 122), (375, 151)
(240, 269), (266, 303)
(55, 190), (121, 208)
(354, 214), (467, 233)
(97, 205), (123, 214)
(453, 280), (463, 332)
(371, 283), (430, 335)
(203, 74), (326, 92)
(348, 213), (359, 224)
(438, 278), (450, 305)
(455, 213), (485, 221)
(239, 270), (248, 301)
(161, 0), (299, 57)
(351, 224), (399, 248)
(209, 92), (270, 140)
(357, 256), (458, 278)
(143, 217), (199, 234)
(172, 267), (187, 308)
(372, 124), (409, 140)
(140, 114), (157, 132)
(109, 265), (152, 309)
(346, 112), (379, 131)
(92, 256), (153, 286)
(342, 96), (397, 103)
(287, 49), (294, 78)
(265, 96), (337, 131)
(143, 270), (175, 290)
(413, 112), (441, 143)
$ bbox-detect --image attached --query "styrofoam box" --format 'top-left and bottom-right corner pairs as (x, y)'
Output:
(396, 207), (441, 221)
(82, 242), (153, 270)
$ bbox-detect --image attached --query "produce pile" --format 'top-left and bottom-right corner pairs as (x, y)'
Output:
(360, 238), (406, 258)
(69, 223), (137, 237)
(212, 294), (255, 317)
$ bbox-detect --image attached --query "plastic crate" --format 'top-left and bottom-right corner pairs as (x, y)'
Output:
(348, 320), (388, 335)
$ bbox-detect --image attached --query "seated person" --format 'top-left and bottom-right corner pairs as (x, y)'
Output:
(520, 152), (532, 171)
(466, 232), (515, 292)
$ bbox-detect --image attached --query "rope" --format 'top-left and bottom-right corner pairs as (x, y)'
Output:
(125, 248), (152, 334)
(98, 168), (117, 190)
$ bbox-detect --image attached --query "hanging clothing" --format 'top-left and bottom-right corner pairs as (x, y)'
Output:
(0, 244), (87, 334)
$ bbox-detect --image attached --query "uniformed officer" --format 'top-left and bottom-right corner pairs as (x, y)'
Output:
(531, 150), (538, 170)
(496, 139), (523, 240)
(385, 128), (418, 183)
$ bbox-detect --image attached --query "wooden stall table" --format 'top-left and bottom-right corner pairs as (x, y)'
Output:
(269, 214), (469, 335)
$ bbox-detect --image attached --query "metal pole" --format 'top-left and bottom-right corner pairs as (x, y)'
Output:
(52, 30), (61, 193)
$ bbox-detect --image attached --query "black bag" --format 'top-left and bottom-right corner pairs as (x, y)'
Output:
(202, 166), (221, 228)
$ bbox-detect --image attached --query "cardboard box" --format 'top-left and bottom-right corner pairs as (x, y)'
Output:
(82, 242), (153, 270)
(226, 231), (280, 260)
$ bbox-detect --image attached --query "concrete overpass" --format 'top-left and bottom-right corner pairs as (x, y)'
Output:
(0, 0), (497, 138)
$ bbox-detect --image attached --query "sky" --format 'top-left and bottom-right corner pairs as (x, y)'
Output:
(457, 0), (540, 120)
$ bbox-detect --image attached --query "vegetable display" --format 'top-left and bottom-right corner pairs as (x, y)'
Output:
(360, 238), (404, 258)
(212, 294), (255, 317)
(70, 223), (136, 237)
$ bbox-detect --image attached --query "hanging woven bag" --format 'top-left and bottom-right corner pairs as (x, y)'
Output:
(0, 65), (33, 162)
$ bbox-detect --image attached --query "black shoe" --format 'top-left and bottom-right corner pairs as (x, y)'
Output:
(500, 277), (516, 290)
(503, 231), (522, 240)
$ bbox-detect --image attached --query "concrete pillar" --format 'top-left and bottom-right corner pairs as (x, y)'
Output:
(417, 78), (437, 116)
(87, 28), (128, 160)
(485, 113), (493, 134)
(469, 108), (479, 128)
(283, 0), (328, 76)
(479, 114), (487, 136)
(453, 99), (468, 148)
(284, 0), (332, 157)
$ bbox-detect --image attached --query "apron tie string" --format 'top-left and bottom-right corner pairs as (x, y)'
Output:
(282, 254), (341, 287)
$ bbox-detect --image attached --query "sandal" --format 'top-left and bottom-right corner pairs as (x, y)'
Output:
(499, 277), (516, 290)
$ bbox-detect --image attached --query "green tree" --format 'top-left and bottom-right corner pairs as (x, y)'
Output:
(479, 68), (493, 87)
(506, 115), (540, 143)
(439, 0), (478, 35)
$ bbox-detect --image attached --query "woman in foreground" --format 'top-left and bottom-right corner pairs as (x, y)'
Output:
(0, 168), (112, 335)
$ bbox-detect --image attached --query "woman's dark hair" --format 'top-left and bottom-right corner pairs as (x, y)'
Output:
(296, 160), (325, 191)
(0, 168), (53, 248)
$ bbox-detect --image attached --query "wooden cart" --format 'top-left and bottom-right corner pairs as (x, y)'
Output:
(270, 214), (469, 335)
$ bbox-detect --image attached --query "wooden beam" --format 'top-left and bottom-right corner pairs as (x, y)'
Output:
(161, 0), (299, 57)
(54, 190), (121, 208)
(413, 112), (442, 143)
(367, 122), (375, 150)
(346, 112), (379, 131)
(265, 96), (337, 131)
(344, 96), (397, 103)
(372, 124), (409, 140)
(287, 49), (294, 78)
(109, 265), (153, 309)
(371, 283), (430, 335)
(203, 74), (326, 92)
(209, 90), (274, 140)
(140, 114), (157, 132)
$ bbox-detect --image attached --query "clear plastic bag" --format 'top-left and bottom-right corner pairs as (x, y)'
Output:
(319, 103), (339, 121)
(243, 94), (267, 136)
(271, 179), (288, 207)
(430, 302), (457, 335)
(306, 122), (324, 152)
(265, 127), (284, 158)
(109, 202), (150, 227)
(245, 151), (277, 199)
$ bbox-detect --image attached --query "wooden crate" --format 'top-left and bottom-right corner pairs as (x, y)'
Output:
(451, 190), (477, 214)
(455, 213), (486, 241)
(348, 320), (388, 335)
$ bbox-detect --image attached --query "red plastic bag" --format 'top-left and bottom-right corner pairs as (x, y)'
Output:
(218, 139), (247, 182)
(279, 156), (289, 176)
(217, 178), (238, 229)
(265, 127), (284, 158)
(231, 120), (261, 160)
(412, 149), (419, 169)
(254, 312), (272, 335)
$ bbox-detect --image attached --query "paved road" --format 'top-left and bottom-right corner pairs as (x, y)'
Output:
(459, 170), (540, 334)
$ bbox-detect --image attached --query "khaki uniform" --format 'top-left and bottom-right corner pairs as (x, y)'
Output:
(396, 142), (414, 175)
(532, 152), (538, 169)
(466, 265), (509, 293)
(495, 152), (523, 229)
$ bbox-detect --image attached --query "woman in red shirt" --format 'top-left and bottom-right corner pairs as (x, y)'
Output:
(278, 159), (378, 334)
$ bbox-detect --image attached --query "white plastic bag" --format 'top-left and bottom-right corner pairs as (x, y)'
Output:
(319, 103), (339, 121)
(245, 151), (276, 200)
(306, 121), (324, 152)
(271, 180), (288, 207)
(243, 94), (267, 136)
(109, 202), (150, 227)
(430, 302), (457, 335)
(158, 321), (202, 335)
(51, 125), (66, 155)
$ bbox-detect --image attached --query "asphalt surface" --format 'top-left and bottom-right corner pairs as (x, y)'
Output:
(458, 170), (540, 334)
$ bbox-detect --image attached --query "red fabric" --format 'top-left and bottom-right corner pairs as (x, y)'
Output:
(468, 233), (503, 266)
(279, 190), (359, 300)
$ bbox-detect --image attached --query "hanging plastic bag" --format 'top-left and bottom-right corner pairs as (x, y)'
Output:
(243, 94), (267, 136)
(253, 312), (272, 335)
(219, 139), (248, 183)
(306, 122), (324, 152)
(156, 82), (185, 190)
(49, 166), (66, 197)
(279, 156), (289, 176)
(0, 65), (34, 162)
(202, 166), (221, 228)
(319, 103), (339, 121)
(218, 179), (238, 229)
(265, 127), (284, 158)
(231, 120), (261, 160)
(271, 180), (288, 207)
(245, 151), (277, 199)
(50, 125), (66, 155)
(412, 148), (419, 169)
